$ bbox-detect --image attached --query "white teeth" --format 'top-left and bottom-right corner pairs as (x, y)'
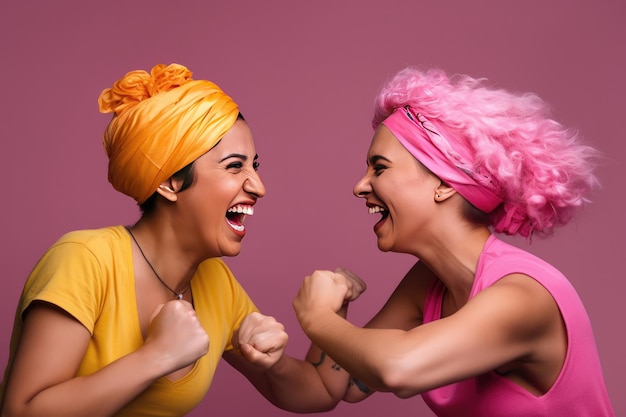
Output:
(368, 206), (386, 215)
(227, 205), (254, 215)
(226, 205), (252, 232)
(228, 222), (245, 232)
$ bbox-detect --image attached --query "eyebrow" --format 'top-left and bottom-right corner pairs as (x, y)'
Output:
(219, 153), (259, 163)
(368, 154), (392, 165)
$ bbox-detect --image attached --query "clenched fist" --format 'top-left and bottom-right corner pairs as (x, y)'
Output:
(293, 268), (367, 325)
(145, 300), (209, 373)
(232, 312), (288, 369)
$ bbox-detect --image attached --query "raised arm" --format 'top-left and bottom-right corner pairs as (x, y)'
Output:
(223, 268), (367, 413)
(223, 312), (345, 413)
(294, 265), (563, 398)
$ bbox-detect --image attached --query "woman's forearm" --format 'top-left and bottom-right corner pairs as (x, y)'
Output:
(2, 345), (171, 417)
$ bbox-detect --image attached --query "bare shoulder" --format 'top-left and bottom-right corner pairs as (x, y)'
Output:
(460, 273), (567, 376)
(460, 274), (567, 392)
(386, 273), (566, 395)
(456, 273), (563, 346)
(478, 274), (561, 334)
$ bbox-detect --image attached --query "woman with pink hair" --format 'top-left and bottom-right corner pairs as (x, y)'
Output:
(294, 68), (615, 416)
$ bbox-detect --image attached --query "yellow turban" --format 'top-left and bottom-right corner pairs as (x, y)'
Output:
(98, 63), (239, 203)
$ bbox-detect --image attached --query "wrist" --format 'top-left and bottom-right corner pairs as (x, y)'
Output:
(337, 301), (349, 318)
(264, 350), (291, 376)
(134, 343), (177, 380)
(297, 306), (334, 334)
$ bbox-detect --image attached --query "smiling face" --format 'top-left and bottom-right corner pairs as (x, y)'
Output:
(174, 119), (266, 258)
(353, 124), (441, 253)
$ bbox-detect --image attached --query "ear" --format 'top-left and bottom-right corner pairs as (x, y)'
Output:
(434, 182), (456, 203)
(155, 178), (179, 202)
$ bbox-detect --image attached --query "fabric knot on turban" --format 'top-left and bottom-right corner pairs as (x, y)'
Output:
(98, 63), (239, 203)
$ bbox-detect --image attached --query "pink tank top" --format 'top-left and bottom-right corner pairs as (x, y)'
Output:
(421, 235), (614, 416)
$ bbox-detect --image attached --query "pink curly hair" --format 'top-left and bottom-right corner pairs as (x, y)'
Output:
(373, 68), (600, 238)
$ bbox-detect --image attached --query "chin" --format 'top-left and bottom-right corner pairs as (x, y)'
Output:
(377, 237), (408, 254)
(219, 244), (243, 258)
(376, 239), (393, 252)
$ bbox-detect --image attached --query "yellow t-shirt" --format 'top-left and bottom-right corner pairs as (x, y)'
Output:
(1, 225), (258, 416)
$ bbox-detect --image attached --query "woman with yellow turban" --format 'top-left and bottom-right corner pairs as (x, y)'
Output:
(0, 63), (364, 417)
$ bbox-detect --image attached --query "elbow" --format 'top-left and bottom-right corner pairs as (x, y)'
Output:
(393, 388), (420, 399)
(380, 371), (421, 399)
(376, 358), (422, 399)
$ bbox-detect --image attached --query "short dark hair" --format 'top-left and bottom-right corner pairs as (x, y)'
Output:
(138, 161), (196, 214)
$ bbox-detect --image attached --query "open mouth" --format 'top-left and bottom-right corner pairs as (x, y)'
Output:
(226, 204), (254, 232)
(368, 205), (389, 228)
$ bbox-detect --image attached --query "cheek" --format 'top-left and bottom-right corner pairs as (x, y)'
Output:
(379, 177), (412, 203)
(388, 183), (431, 216)
(183, 184), (226, 222)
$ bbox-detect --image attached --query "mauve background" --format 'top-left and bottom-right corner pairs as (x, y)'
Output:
(1, 1), (624, 416)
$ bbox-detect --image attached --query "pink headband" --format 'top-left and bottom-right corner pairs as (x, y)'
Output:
(382, 107), (504, 213)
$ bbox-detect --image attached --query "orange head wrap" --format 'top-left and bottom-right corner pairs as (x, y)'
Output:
(98, 63), (239, 203)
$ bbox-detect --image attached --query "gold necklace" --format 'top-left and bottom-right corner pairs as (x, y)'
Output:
(126, 227), (190, 300)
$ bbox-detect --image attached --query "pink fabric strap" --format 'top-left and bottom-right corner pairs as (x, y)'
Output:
(382, 107), (504, 213)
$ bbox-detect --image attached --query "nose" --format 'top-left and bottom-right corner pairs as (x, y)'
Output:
(244, 170), (266, 198)
(353, 173), (371, 198)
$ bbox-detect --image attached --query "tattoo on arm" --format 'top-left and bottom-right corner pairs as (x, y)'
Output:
(310, 351), (342, 371)
(310, 351), (327, 367)
(349, 377), (371, 394)
(311, 352), (368, 393)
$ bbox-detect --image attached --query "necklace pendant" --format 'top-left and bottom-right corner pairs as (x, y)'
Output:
(126, 228), (189, 301)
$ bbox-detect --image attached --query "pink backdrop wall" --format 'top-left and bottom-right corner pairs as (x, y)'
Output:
(1, 1), (624, 415)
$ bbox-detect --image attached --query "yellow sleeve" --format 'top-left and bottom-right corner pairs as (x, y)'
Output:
(20, 237), (107, 334)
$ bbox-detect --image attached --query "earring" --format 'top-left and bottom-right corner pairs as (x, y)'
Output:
(436, 194), (441, 198)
